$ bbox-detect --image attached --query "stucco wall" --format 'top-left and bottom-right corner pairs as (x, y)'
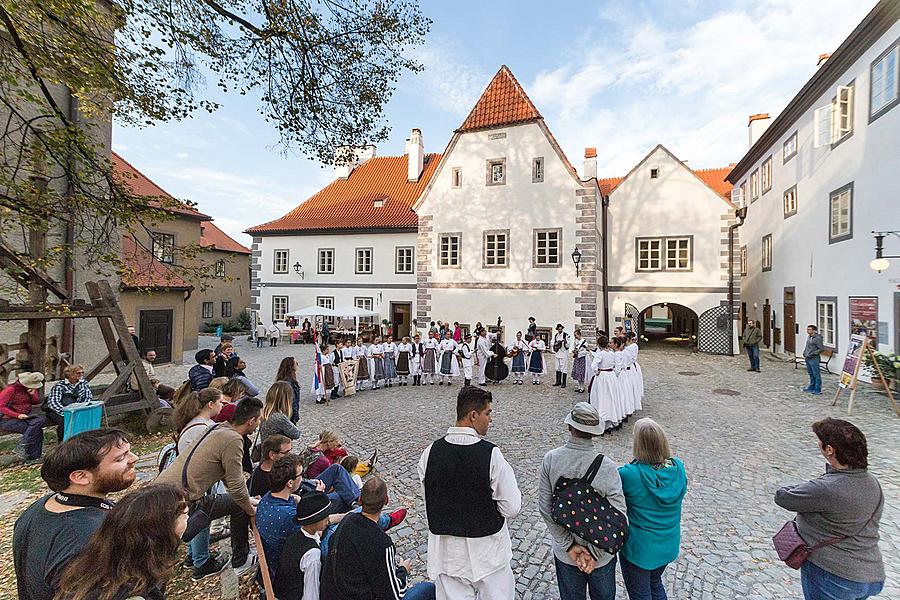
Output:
(197, 249), (251, 328)
(119, 289), (187, 364)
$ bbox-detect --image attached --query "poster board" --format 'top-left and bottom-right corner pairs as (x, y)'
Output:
(339, 359), (358, 396)
(833, 334), (899, 417)
(623, 318), (634, 334)
(849, 297), (879, 343)
(838, 333), (866, 389)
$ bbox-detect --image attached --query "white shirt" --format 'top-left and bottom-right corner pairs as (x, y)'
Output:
(368, 343), (384, 358)
(298, 528), (322, 600)
(353, 345), (366, 359)
(439, 339), (458, 354)
(529, 338), (546, 353)
(397, 342), (413, 354)
(384, 342), (397, 358)
(475, 333), (497, 359)
(417, 427), (522, 582)
(573, 338), (588, 358)
(268, 324), (280, 337)
(341, 346), (354, 361)
(458, 342), (474, 361)
(507, 339), (529, 356)
(424, 338), (440, 351)
(553, 331), (570, 357)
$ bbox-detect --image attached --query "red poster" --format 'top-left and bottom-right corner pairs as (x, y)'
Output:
(849, 297), (878, 341)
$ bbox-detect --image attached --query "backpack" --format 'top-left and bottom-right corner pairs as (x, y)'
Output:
(157, 422), (207, 473)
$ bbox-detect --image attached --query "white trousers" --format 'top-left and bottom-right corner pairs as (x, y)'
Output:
(435, 567), (515, 600)
(555, 356), (568, 373)
(476, 356), (488, 384)
(462, 360), (473, 380)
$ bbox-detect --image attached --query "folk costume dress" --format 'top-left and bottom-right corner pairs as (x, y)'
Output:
(383, 342), (398, 382)
(571, 337), (588, 390)
(354, 343), (370, 388)
(613, 350), (635, 420)
(589, 349), (620, 427)
(396, 342), (412, 377)
(527, 338), (546, 383)
(423, 337), (439, 378)
(369, 342), (385, 386)
(627, 342), (644, 410)
(508, 339), (529, 374)
(439, 338), (460, 380)
(620, 344), (642, 414)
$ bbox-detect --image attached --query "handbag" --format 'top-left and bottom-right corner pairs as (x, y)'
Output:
(773, 486), (883, 569)
(550, 454), (629, 555)
(180, 423), (221, 542)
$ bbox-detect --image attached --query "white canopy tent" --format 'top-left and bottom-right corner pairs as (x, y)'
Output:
(333, 306), (379, 338)
(284, 306), (340, 318)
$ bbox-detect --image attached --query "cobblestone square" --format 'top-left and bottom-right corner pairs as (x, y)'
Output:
(157, 339), (899, 599)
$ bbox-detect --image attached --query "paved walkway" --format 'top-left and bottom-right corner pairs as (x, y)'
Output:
(154, 339), (899, 599)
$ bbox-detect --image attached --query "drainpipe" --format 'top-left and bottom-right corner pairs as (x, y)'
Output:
(601, 194), (610, 333)
(728, 206), (748, 354)
(60, 91), (78, 359)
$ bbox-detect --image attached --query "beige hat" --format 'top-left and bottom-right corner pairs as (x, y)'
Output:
(564, 402), (605, 436)
(17, 372), (45, 389)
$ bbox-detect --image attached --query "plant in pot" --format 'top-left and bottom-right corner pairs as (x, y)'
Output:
(863, 350), (898, 390)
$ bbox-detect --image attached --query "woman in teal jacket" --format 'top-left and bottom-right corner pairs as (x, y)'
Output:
(618, 418), (688, 600)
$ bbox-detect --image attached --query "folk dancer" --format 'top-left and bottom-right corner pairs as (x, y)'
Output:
(383, 336), (398, 387)
(438, 331), (460, 386)
(526, 316), (537, 342)
(458, 334), (475, 386)
(354, 338), (370, 391)
(552, 324), (571, 388)
(475, 328), (498, 387)
(396, 337), (413, 386)
(612, 337), (633, 424)
(410, 334), (424, 386)
(625, 332), (644, 409)
(369, 338), (385, 390)
(507, 332), (529, 385)
(570, 329), (588, 393)
(318, 344), (334, 404)
(330, 342), (344, 400)
(423, 333), (440, 385)
(589, 335), (620, 432)
(527, 335), (546, 385)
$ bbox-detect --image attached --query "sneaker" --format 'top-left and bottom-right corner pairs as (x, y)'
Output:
(368, 448), (379, 468)
(183, 550), (221, 568)
(386, 508), (408, 530)
(192, 555), (229, 580)
(210, 526), (231, 543)
(232, 552), (259, 576)
(24, 457), (43, 465)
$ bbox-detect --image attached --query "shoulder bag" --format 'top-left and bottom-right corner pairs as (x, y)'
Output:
(180, 423), (222, 542)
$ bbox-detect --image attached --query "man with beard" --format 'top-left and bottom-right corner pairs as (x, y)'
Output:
(13, 428), (137, 600)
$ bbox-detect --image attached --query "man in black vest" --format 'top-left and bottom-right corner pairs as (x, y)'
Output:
(417, 386), (522, 599)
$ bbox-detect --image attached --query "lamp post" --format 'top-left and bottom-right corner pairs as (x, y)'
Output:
(293, 262), (305, 279)
(571, 247), (582, 278)
(870, 231), (900, 273)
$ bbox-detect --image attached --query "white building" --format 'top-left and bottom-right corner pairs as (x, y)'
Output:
(727, 0), (900, 357)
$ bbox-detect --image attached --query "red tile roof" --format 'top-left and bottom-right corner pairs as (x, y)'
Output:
(599, 166), (734, 200)
(111, 152), (210, 220)
(457, 65), (542, 132)
(247, 154), (442, 234)
(201, 221), (251, 254)
(120, 235), (192, 290)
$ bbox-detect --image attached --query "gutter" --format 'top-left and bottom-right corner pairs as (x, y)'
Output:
(728, 206), (748, 354)
(601, 194), (610, 332)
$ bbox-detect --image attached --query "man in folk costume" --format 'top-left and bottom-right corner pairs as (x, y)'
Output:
(423, 332), (440, 385)
(418, 386), (521, 600)
(552, 324), (571, 388)
(570, 329), (588, 393)
(527, 335), (546, 385)
(410, 334), (424, 386)
(395, 336), (413, 386)
(475, 328), (498, 387)
(330, 341), (344, 400)
(507, 331), (529, 385)
(458, 333), (475, 386)
(438, 331), (460, 386)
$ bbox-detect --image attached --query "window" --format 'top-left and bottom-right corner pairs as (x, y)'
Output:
(317, 296), (334, 325)
(783, 185), (798, 218)
(272, 296), (288, 322)
(486, 158), (506, 186)
(650, 168), (659, 179)
(151, 232), (175, 264)
(637, 238), (661, 271)
(870, 43), (899, 121)
(817, 298), (837, 348)
(750, 169), (760, 202)
(483, 230), (509, 268)
(215, 259), (226, 277)
(829, 183), (853, 243)
(202, 302), (213, 319)
(740, 246), (747, 276)
(354, 296), (374, 324)
(761, 156), (772, 194)
(665, 237), (692, 271)
(636, 236), (692, 271)
(439, 233), (461, 268)
(372, 198), (385, 208)
(318, 248), (334, 274)
(355, 248), (373, 274)
(761, 234), (772, 272)
(532, 158), (544, 183)
(221, 301), (232, 318)
(273, 249), (289, 274)
(814, 83), (855, 147)
(395, 246), (414, 274)
(534, 228), (562, 267)
(783, 131), (798, 162)
(740, 181), (747, 206)
(452, 167), (462, 189)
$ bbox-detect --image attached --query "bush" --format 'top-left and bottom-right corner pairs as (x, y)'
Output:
(200, 312), (252, 334)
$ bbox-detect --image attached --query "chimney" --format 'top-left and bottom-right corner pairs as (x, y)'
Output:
(748, 113), (771, 148)
(583, 147), (597, 180)
(406, 129), (424, 182)
(334, 145), (376, 179)
(818, 53), (832, 67)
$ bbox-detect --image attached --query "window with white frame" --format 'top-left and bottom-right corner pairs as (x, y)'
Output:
(814, 83), (854, 147)
(355, 248), (373, 274)
(740, 181), (747, 205)
(740, 246), (747, 276)
(532, 158), (544, 183)
(783, 132), (798, 162)
(439, 234), (461, 267)
(486, 159), (506, 186)
(395, 246), (414, 274)
(354, 296), (374, 324)
(272, 296), (288, 321)
(452, 167), (462, 189)
(202, 302), (213, 319)
(829, 183), (853, 243)
(318, 248), (334, 274)
(665, 237), (692, 270)
(273, 249), (288, 274)
(636, 238), (661, 271)
(534, 229), (561, 267)
(636, 237), (691, 271)
(783, 185), (798, 218)
(761, 157), (772, 193)
(762, 234), (772, 272)
(817, 298), (836, 347)
(870, 43), (899, 119)
(151, 232), (175, 264)
(215, 259), (226, 277)
(750, 169), (760, 202)
(317, 296), (334, 325)
(483, 230), (509, 268)
(221, 301), (232, 318)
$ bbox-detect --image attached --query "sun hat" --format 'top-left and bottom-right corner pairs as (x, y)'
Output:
(17, 372), (45, 389)
(294, 491), (332, 525)
(564, 402), (605, 436)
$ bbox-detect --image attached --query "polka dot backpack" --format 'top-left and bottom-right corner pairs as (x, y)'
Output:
(550, 454), (629, 555)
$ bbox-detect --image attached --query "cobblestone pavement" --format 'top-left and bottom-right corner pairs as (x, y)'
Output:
(154, 338), (900, 599)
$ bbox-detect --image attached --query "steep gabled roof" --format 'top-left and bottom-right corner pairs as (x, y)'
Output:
(111, 152), (211, 220)
(457, 65), (542, 132)
(246, 154), (442, 234)
(120, 235), (191, 290)
(201, 221), (251, 254)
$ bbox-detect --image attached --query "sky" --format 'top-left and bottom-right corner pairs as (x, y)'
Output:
(112, 0), (879, 247)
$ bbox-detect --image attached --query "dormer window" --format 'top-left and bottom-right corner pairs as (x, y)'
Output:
(373, 198), (386, 208)
(650, 168), (659, 179)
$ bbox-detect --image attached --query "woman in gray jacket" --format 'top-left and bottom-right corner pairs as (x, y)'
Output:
(775, 418), (884, 600)
(258, 381), (301, 444)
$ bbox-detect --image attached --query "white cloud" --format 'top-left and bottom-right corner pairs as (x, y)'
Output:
(407, 38), (490, 116)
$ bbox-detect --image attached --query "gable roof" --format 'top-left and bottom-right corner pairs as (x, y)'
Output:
(246, 154), (442, 234)
(201, 221), (251, 254)
(120, 235), (191, 290)
(457, 65), (542, 133)
(111, 152), (210, 220)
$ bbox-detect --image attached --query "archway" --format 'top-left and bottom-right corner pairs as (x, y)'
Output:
(637, 302), (698, 350)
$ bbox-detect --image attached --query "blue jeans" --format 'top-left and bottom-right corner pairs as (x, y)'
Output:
(620, 555), (668, 600)
(404, 582), (436, 600)
(554, 555), (617, 600)
(746, 345), (760, 370)
(805, 357), (822, 393)
(186, 493), (250, 568)
(0, 415), (45, 460)
(316, 464), (360, 512)
(801, 561), (884, 600)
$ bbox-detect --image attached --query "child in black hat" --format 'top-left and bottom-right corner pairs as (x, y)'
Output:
(271, 491), (332, 600)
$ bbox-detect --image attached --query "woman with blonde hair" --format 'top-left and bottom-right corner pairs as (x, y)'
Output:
(257, 381), (301, 446)
(618, 418), (687, 600)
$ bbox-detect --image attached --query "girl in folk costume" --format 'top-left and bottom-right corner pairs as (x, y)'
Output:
(330, 341), (344, 400)
(410, 334), (423, 386)
(382, 336), (398, 387)
(458, 333), (475, 386)
(395, 337), (413, 386)
(368, 337), (385, 390)
(354, 338), (370, 390)
(422, 332), (440, 385)
(527, 335), (546, 385)
(625, 332), (644, 410)
(612, 337), (634, 422)
(315, 344), (334, 404)
(589, 334), (620, 432)
(438, 330), (460, 385)
(507, 331), (529, 385)
(571, 329), (589, 393)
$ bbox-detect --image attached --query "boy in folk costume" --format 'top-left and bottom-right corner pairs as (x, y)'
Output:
(458, 333), (475, 386)
(382, 336), (398, 387)
(552, 323), (570, 388)
(410, 334), (423, 386)
(474, 328), (498, 386)
(423, 332), (440, 385)
(330, 341), (344, 400)
(395, 337), (413, 386)
(570, 329), (588, 393)
(438, 331), (460, 385)
(368, 337), (385, 390)
(527, 335), (546, 385)
(354, 338), (370, 390)
(507, 331), (529, 385)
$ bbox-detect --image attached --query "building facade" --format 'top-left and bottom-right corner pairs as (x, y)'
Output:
(727, 0), (900, 356)
(198, 221), (252, 330)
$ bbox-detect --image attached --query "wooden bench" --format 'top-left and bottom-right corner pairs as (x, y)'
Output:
(794, 347), (834, 374)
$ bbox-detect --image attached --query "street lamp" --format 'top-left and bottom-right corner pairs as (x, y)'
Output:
(571, 247), (582, 277)
(293, 262), (305, 279)
(870, 231), (900, 273)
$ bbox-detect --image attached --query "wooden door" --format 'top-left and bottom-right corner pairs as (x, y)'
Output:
(391, 303), (411, 339)
(783, 288), (796, 354)
(140, 309), (173, 363)
(763, 300), (771, 347)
